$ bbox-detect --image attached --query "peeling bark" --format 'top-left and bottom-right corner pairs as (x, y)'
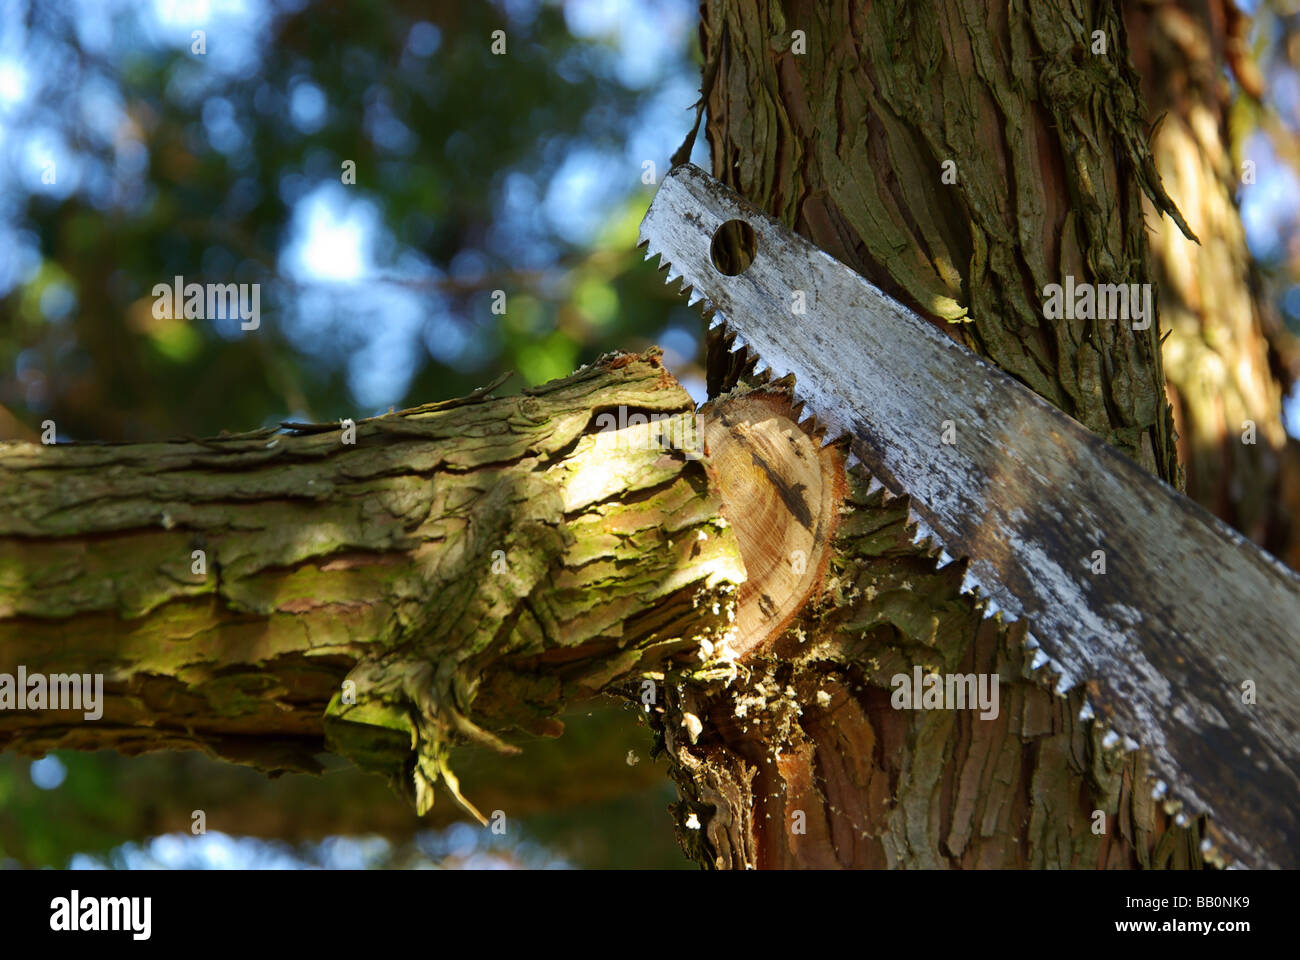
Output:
(0, 351), (745, 820)
(663, 0), (1211, 869)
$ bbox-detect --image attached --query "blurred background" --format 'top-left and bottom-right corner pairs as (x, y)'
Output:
(0, 0), (711, 448)
(0, 0), (708, 870)
(0, 0), (1298, 868)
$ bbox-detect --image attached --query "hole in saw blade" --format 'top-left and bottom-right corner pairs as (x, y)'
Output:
(710, 219), (756, 276)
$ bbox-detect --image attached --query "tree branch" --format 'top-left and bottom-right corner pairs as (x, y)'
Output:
(0, 351), (744, 820)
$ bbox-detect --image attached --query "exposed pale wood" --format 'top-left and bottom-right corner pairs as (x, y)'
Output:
(699, 387), (844, 658)
(640, 162), (1300, 869)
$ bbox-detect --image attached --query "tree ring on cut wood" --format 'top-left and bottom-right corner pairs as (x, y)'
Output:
(698, 387), (845, 659)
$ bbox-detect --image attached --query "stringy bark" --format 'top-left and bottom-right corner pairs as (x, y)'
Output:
(662, 0), (1209, 869)
(0, 351), (745, 820)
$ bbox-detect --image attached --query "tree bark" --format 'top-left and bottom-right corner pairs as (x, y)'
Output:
(662, 0), (1215, 868)
(1125, 0), (1300, 566)
(0, 351), (746, 821)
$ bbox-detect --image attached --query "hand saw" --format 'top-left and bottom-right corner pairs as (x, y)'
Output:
(638, 162), (1300, 870)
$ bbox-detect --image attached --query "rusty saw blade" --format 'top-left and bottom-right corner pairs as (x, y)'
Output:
(639, 162), (1300, 870)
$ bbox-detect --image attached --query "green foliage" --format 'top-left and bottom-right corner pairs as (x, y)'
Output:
(0, 0), (704, 441)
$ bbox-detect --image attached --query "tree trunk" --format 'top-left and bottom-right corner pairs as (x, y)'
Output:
(1125, 0), (1300, 566)
(662, 0), (1219, 868)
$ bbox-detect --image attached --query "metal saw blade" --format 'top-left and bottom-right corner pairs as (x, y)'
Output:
(639, 162), (1300, 869)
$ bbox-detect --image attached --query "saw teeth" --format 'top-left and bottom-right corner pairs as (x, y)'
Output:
(991, 598), (1022, 623)
(683, 281), (1165, 794)
(907, 515), (942, 556)
(798, 416), (826, 443)
(649, 228), (1253, 869)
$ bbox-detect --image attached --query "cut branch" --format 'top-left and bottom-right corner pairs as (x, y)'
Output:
(0, 351), (748, 818)
(700, 384), (844, 658)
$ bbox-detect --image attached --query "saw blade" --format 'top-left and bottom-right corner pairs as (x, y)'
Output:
(639, 162), (1300, 870)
